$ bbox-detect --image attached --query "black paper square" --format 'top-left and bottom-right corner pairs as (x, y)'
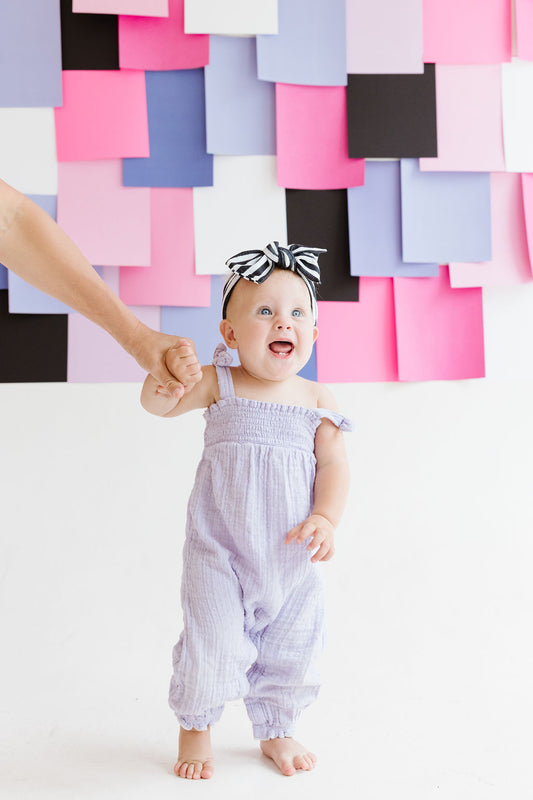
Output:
(0, 291), (67, 382)
(286, 190), (359, 302)
(60, 0), (119, 70)
(347, 63), (437, 158)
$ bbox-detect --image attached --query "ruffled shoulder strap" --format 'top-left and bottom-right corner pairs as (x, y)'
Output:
(212, 343), (235, 400)
(315, 408), (353, 432)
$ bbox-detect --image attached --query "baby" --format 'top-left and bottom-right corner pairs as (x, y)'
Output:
(141, 242), (352, 779)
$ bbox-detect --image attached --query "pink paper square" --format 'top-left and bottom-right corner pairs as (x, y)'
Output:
(120, 188), (210, 306)
(55, 71), (149, 162)
(419, 65), (505, 173)
(516, 0), (533, 60)
(57, 160), (151, 267)
(119, 0), (209, 70)
(422, 0), (511, 64)
(519, 173), (533, 278)
(450, 173), (532, 288)
(68, 269), (161, 383)
(346, 0), (423, 74)
(276, 84), (364, 190)
(316, 280), (398, 383)
(394, 267), (485, 382)
(73, 0), (169, 15)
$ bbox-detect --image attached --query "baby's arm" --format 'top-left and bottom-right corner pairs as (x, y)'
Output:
(285, 385), (350, 562)
(141, 350), (218, 417)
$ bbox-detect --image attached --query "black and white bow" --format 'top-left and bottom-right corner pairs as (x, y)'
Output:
(222, 241), (326, 322)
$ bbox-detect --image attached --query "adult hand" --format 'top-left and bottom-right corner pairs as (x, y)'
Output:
(127, 322), (202, 399)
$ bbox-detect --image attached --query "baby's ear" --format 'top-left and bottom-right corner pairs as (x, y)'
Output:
(219, 319), (239, 349)
(312, 325), (319, 344)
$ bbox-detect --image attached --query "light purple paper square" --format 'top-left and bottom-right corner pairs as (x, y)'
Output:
(205, 37), (276, 155)
(257, 0), (347, 87)
(348, 161), (438, 277)
(400, 159), (492, 263)
(0, 1), (62, 107)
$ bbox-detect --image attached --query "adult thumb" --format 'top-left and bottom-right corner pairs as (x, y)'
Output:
(156, 364), (185, 399)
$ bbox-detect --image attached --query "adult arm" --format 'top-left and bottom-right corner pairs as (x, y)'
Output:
(0, 179), (200, 396)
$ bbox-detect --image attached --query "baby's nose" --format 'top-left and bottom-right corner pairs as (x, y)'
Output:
(276, 319), (292, 330)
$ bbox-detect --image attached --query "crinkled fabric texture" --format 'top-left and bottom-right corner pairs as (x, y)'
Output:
(169, 346), (352, 739)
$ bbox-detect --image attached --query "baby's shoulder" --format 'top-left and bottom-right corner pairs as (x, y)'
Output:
(296, 377), (338, 411)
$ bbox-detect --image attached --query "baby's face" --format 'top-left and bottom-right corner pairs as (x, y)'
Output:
(220, 269), (318, 383)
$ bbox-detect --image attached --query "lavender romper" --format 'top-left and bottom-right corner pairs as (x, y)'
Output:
(169, 345), (352, 740)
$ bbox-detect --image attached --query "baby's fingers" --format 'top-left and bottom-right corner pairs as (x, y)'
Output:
(285, 520), (314, 544)
(311, 540), (335, 563)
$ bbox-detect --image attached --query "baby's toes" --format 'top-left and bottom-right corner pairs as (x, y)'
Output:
(298, 753), (316, 771)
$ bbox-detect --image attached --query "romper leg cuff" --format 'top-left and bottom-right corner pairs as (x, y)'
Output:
(245, 698), (301, 740)
(252, 722), (296, 741)
(178, 705), (224, 731)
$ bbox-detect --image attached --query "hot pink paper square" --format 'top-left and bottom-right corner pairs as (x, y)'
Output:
(120, 189), (210, 306)
(394, 267), (485, 382)
(316, 280), (398, 382)
(276, 84), (364, 190)
(119, 0), (209, 70)
(57, 160), (151, 267)
(55, 70), (149, 161)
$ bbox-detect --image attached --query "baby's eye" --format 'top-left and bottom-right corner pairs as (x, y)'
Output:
(259, 307), (272, 316)
(291, 309), (303, 317)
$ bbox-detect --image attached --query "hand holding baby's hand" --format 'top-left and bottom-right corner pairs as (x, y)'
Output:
(285, 514), (335, 563)
(157, 338), (202, 398)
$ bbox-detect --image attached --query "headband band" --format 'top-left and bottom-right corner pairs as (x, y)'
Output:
(222, 241), (326, 324)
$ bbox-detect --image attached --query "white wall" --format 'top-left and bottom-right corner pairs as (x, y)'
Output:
(1, 379), (532, 798)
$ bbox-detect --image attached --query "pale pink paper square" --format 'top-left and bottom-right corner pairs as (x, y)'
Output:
(519, 174), (533, 276)
(450, 173), (532, 288)
(316, 281), (398, 383)
(419, 65), (505, 173)
(120, 188), (210, 306)
(346, 0), (423, 74)
(57, 160), (151, 267)
(73, 0), (168, 16)
(55, 71), (149, 162)
(422, 0), (511, 64)
(516, 0), (533, 60)
(276, 84), (364, 190)
(119, 0), (209, 70)
(394, 267), (485, 382)
(68, 268), (161, 383)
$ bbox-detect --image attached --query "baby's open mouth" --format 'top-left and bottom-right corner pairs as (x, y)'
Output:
(269, 341), (294, 357)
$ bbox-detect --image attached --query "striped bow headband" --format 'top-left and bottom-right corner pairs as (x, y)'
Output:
(222, 241), (326, 324)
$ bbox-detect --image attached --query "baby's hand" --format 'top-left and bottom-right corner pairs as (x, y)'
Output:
(285, 514), (335, 563)
(159, 338), (202, 398)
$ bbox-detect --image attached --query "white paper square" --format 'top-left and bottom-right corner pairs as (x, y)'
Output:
(184, 0), (277, 34)
(0, 108), (57, 194)
(193, 156), (287, 275)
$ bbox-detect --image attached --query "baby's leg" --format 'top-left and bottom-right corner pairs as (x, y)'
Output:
(169, 534), (256, 778)
(245, 571), (325, 776)
(175, 727), (214, 780)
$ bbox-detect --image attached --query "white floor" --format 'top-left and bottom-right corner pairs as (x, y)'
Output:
(1, 380), (533, 799)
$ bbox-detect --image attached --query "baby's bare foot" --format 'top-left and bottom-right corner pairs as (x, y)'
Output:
(260, 737), (317, 777)
(174, 727), (214, 780)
